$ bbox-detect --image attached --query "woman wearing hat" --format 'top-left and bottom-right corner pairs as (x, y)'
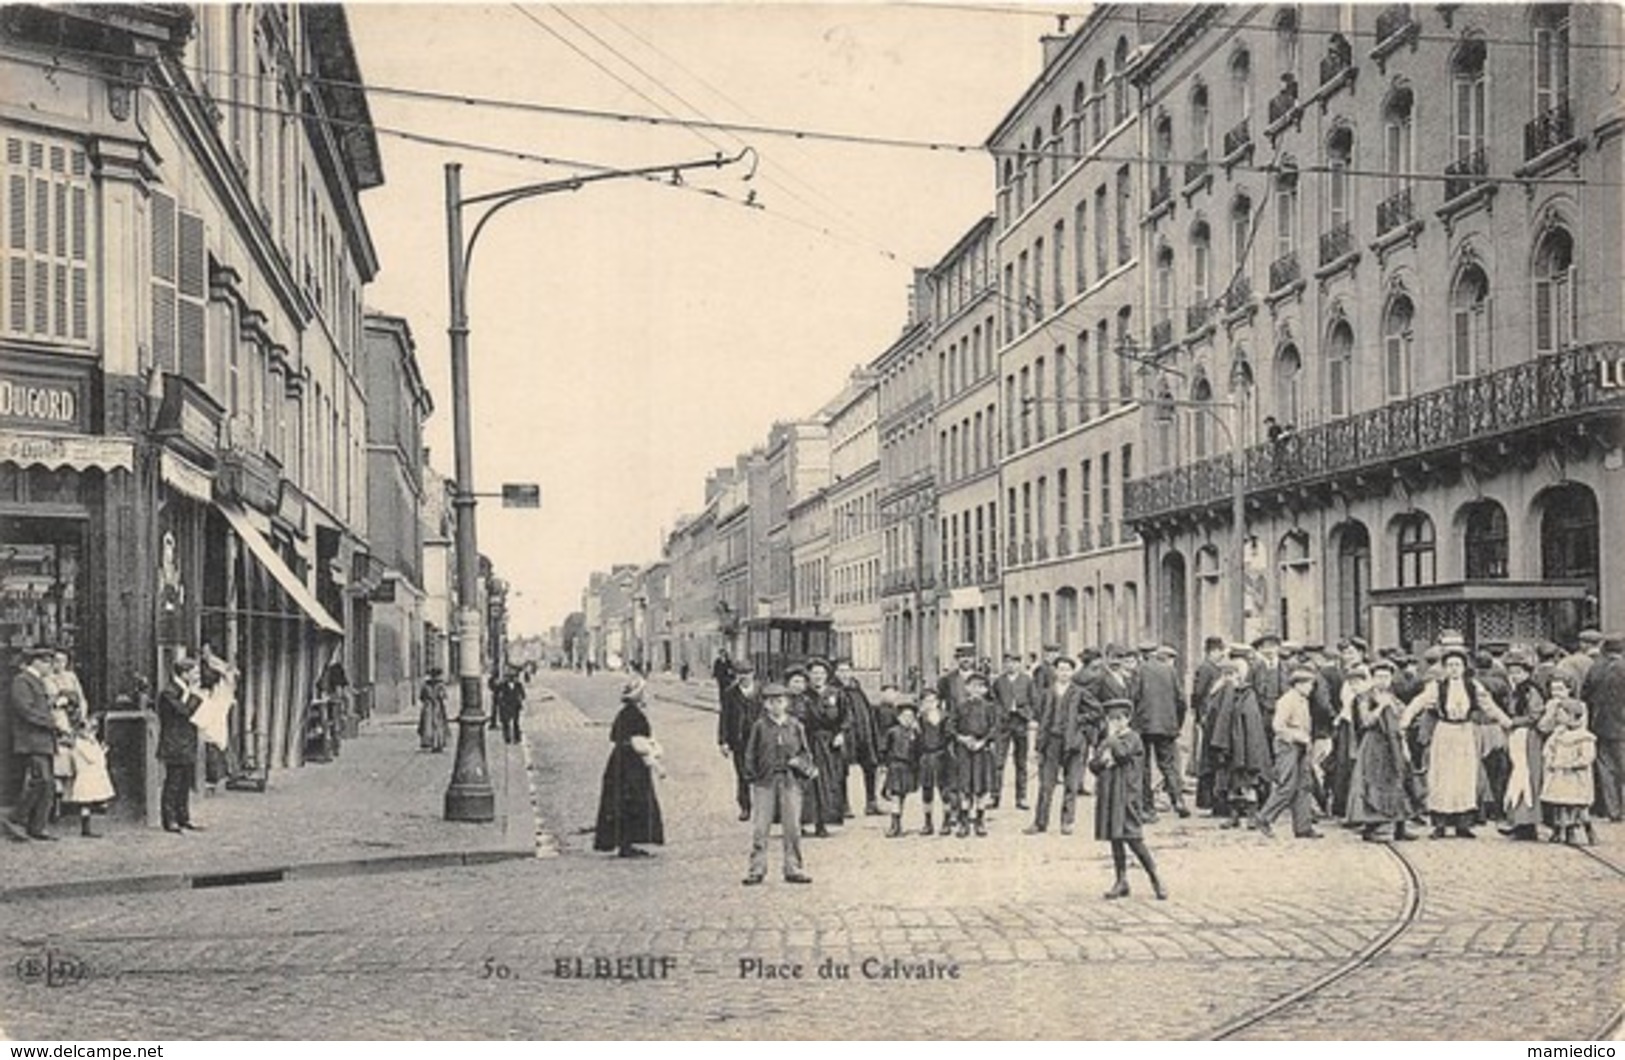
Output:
(592, 679), (666, 858)
(800, 659), (848, 836)
(418, 668), (448, 753)
(1400, 641), (1512, 839)
(1090, 699), (1167, 900)
(1500, 650), (1548, 840)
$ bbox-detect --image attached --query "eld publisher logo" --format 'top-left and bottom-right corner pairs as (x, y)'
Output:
(14, 948), (91, 988)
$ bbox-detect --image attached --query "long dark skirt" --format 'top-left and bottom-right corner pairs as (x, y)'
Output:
(800, 730), (846, 825)
(593, 745), (664, 851)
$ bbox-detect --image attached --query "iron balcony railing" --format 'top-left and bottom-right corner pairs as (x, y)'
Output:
(1320, 38), (1353, 87)
(1524, 99), (1573, 161)
(1125, 343), (1624, 524)
(1152, 317), (1174, 350)
(1223, 275), (1253, 313)
(1269, 250), (1302, 292)
(1377, 186), (1414, 236)
(1186, 301), (1213, 334)
(1444, 145), (1489, 202)
(1223, 118), (1252, 158)
(1268, 86), (1298, 125)
(1150, 171), (1173, 212)
(1319, 221), (1354, 267)
(1374, 5), (1415, 48)
(1184, 151), (1210, 188)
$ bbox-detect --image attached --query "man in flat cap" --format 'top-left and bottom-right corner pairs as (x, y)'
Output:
(1189, 636), (1228, 810)
(1027, 655), (1090, 835)
(992, 652), (1036, 810)
(741, 682), (813, 885)
(1557, 629), (1605, 694)
(1253, 665), (1325, 839)
(1251, 633), (1289, 744)
(5, 648), (59, 842)
(937, 642), (979, 715)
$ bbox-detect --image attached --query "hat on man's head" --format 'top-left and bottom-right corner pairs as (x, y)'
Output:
(1101, 698), (1134, 718)
(1340, 635), (1369, 655)
(1302, 642), (1325, 654)
(805, 657), (832, 674)
(1052, 655), (1078, 671)
(1603, 634), (1625, 655)
(1042, 643), (1062, 653)
(733, 661), (756, 675)
(1281, 640), (1303, 655)
(1203, 636), (1227, 653)
(1503, 648), (1535, 671)
(1079, 647), (1103, 665)
(1227, 643), (1253, 659)
(1289, 665), (1319, 684)
(1369, 658), (1396, 676)
(1579, 628), (1604, 644)
(1439, 641), (1471, 664)
(1252, 631), (1282, 649)
(954, 642), (976, 658)
(1422, 646), (1443, 664)
(895, 697), (918, 712)
(1536, 640), (1562, 660)
(762, 682), (790, 698)
(1003, 652), (1022, 662)
(783, 664), (807, 679)
(1157, 644), (1178, 658)
(25, 646), (55, 663)
(965, 671), (990, 688)
(1136, 640), (1159, 655)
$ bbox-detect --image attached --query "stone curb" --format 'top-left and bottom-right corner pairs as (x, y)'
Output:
(1, 844), (536, 904)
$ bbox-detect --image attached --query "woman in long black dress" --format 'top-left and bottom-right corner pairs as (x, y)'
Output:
(800, 659), (848, 835)
(593, 680), (666, 858)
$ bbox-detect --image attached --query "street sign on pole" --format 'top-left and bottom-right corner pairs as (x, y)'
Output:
(502, 483), (540, 509)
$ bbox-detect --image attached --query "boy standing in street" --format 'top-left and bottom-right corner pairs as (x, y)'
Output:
(741, 683), (813, 886)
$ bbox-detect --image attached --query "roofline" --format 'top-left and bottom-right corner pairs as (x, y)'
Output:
(984, 5), (1121, 148)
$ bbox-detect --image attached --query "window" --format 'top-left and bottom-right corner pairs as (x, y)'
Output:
(1095, 319), (1111, 409)
(1155, 246), (1175, 328)
(3, 136), (90, 344)
(1534, 6), (1571, 118)
(1080, 459), (1093, 530)
(1192, 222), (1211, 309)
(1191, 376), (1214, 459)
(1231, 194), (1252, 277)
(1326, 128), (1353, 235)
(1276, 7), (1300, 77)
(1115, 166), (1132, 265)
(1327, 318), (1355, 417)
(1153, 116), (1173, 197)
(973, 409), (984, 469)
(1030, 127), (1045, 201)
(1005, 374), (1016, 452)
(1021, 482), (1033, 547)
(1033, 237), (1045, 320)
(1275, 167), (1298, 260)
(1231, 48), (1253, 123)
(1275, 343), (1302, 427)
(1464, 500), (1509, 579)
(1113, 37), (1131, 125)
(1054, 348), (1068, 433)
(1383, 295), (1414, 400)
(1050, 105), (1065, 183)
(1075, 331), (1091, 419)
(1452, 38), (1488, 164)
(1101, 452), (1113, 531)
(1057, 468), (1070, 538)
(1037, 476), (1048, 547)
(1018, 250), (1030, 332)
(1000, 159), (1015, 228)
(1094, 185), (1109, 277)
(1534, 227), (1576, 354)
(1116, 308), (1133, 401)
(1034, 356), (1047, 442)
(1383, 87), (1415, 200)
(1092, 60), (1108, 143)
(1074, 200), (1088, 292)
(1191, 83), (1211, 160)
(1072, 82), (1087, 156)
(1007, 487), (1018, 558)
(1396, 513), (1437, 588)
(1451, 263), (1491, 377)
(1002, 263), (1015, 342)
(1053, 219), (1066, 310)
(1019, 366), (1032, 449)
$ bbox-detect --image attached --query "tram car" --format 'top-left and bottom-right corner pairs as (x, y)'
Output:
(742, 615), (835, 684)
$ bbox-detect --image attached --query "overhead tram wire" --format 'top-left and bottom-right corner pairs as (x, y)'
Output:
(30, 36), (1617, 190)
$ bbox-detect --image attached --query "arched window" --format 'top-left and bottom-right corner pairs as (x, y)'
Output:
(1191, 375), (1214, 459)
(1452, 37), (1488, 166)
(1382, 85), (1415, 207)
(1115, 306), (1133, 401)
(1153, 115), (1174, 196)
(1273, 164), (1299, 275)
(1191, 220), (1212, 310)
(1191, 83), (1211, 162)
(1001, 157), (1015, 227)
(1335, 521), (1371, 641)
(1383, 293), (1414, 400)
(1072, 81), (1087, 156)
(1396, 513), (1437, 588)
(1324, 126), (1353, 240)
(1030, 126), (1045, 200)
(1051, 105), (1065, 183)
(1540, 483), (1599, 639)
(1231, 48), (1253, 123)
(1231, 351), (1258, 445)
(1274, 343), (1302, 428)
(1451, 262), (1491, 378)
(1155, 245), (1175, 331)
(1463, 500), (1509, 579)
(1231, 194), (1252, 277)
(1534, 227), (1576, 354)
(1326, 317), (1354, 418)
(1113, 37), (1131, 125)
(1275, 7), (1300, 76)
(1092, 60), (1107, 143)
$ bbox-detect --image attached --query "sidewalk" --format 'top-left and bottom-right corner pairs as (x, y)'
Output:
(0, 705), (536, 902)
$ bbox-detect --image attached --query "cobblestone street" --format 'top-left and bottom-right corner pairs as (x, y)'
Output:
(1, 673), (1620, 1040)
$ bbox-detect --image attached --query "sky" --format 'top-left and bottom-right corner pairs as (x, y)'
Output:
(347, 2), (1055, 634)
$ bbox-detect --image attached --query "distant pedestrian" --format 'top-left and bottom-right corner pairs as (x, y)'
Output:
(1027, 656), (1089, 836)
(1208, 646), (1271, 830)
(1579, 635), (1625, 822)
(835, 660), (881, 818)
(741, 682), (813, 885)
(991, 653), (1036, 811)
(1133, 643), (1189, 819)
(593, 679), (666, 858)
(712, 648), (735, 702)
(1091, 699), (1167, 901)
(157, 656), (206, 835)
(718, 663), (763, 820)
(418, 668), (448, 752)
(492, 670), (526, 745)
(5, 648), (59, 842)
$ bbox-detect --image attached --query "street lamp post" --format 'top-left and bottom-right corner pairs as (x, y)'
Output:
(441, 149), (749, 822)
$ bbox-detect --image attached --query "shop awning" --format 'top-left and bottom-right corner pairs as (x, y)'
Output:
(0, 429), (133, 474)
(218, 501), (344, 635)
(1369, 580), (1591, 608)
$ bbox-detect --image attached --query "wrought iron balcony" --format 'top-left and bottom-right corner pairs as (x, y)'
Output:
(1320, 36), (1353, 87)
(1374, 5), (1416, 48)
(1319, 221), (1354, 267)
(1125, 343), (1625, 525)
(1152, 318), (1174, 350)
(1444, 146), (1489, 202)
(1524, 100), (1574, 161)
(1268, 86), (1298, 126)
(1149, 171), (1173, 212)
(1268, 250), (1302, 293)
(1223, 275), (1253, 314)
(1183, 152), (1210, 188)
(1377, 187), (1414, 236)
(1223, 118), (1252, 158)
(1186, 301), (1213, 334)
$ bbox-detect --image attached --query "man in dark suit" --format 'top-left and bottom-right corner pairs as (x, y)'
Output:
(937, 643), (978, 714)
(158, 656), (205, 834)
(1189, 636), (1228, 812)
(1134, 644), (1189, 819)
(1251, 633), (1290, 745)
(1581, 635), (1625, 822)
(6, 648), (59, 841)
(1025, 657), (1090, 835)
(991, 652), (1036, 810)
(718, 663), (762, 820)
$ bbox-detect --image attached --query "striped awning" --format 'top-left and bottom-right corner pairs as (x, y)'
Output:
(0, 429), (133, 474)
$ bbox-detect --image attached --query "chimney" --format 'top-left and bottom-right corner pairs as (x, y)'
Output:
(1040, 15), (1072, 68)
(906, 267), (932, 329)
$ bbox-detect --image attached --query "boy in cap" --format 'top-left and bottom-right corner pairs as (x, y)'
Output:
(992, 652), (1036, 810)
(916, 690), (952, 836)
(1253, 665), (1325, 839)
(1027, 656), (1090, 835)
(741, 683), (813, 885)
(1090, 698), (1167, 900)
(950, 671), (998, 837)
(880, 698), (921, 837)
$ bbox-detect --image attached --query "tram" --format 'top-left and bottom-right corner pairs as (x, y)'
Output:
(742, 615), (835, 684)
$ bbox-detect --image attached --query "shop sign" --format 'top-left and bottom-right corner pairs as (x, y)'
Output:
(0, 429), (133, 474)
(218, 448), (280, 514)
(153, 374), (222, 465)
(276, 479), (307, 536)
(0, 376), (85, 432)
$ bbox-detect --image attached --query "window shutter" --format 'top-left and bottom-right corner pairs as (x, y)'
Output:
(151, 191), (177, 369)
(1534, 278), (1553, 354)
(178, 210), (207, 380)
(1453, 308), (1471, 377)
(1562, 265), (1577, 348)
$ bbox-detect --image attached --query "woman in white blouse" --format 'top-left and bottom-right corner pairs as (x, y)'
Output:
(1400, 640), (1512, 839)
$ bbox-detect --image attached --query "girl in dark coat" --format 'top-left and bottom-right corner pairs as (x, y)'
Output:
(1090, 700), (1167, 900)
(1346, 660), (1419, 841)
(1208, 652), (1272, 829)
(593, 680), (666, 857)
(800, 660), (848, 834)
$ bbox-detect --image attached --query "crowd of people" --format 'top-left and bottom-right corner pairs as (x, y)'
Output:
(695, 628), (1623, 895)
